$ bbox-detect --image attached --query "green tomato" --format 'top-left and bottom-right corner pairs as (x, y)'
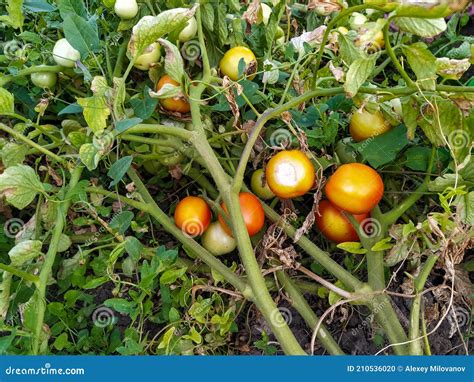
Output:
(134, 42), (161, 70)
(114, 0), (138, 19)
(31, 68), (57, 89)
(335, 138), (359, 164)
(251, 169), (275, 200)
(178, 17), (197, 42)
(52, 38), (80, 68)
(142, 160), (161, 174)
(201, 221), (237, 256)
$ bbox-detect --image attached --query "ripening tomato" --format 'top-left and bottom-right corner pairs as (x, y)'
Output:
(201, 221), (237, 256)
(219, 46), (257, 81)
(174, 196), (211, 237)
(134, 42), (161, 70)
(156, 75), (190, 113)
(52, 38), (80, 68)
(325, 163), (384, 214)
(316, 200), (369, 243)
(265, 150), (315, 199)
(250, 169), (275, 200)
(349, 109), (391, 142)
(218, 192), (265, 237)
(114, 0), (138, 19)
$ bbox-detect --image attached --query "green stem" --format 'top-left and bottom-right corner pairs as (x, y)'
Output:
(409, 254), (438, 355)
(0, 263), (39, 284)
(0, 65), (63, 87)
(383, 17), (414, 86)
(0, 123), (66, 165)
(113, 39), (129, 78)
(276, 271), (345, 355)
(33, 166), (83, 354)
(124, 124), (192, 140)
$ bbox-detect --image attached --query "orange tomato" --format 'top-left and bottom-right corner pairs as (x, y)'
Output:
(174, 196), (211, 237)
(265, 150), (315, 199)
(316, 200), (369, 243)
(325, 163), (384, 214)
(218, 192), (265, 237)
(156, 74), (190, 113)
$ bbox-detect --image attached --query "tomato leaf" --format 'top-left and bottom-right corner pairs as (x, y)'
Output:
(351, 124), (409, 168)
(336, 242), (367, 255)
(0, 89), (14, 114)
(63, 14), (100, 58)
(0, 165), (45, 209)
(0, 0), (24, 29)
(77, 96), (110, 136)
(56, 0), (87, 19)
(79, 143), (100, 171)
(108, 156), (133, 187)
(343, 55), (377, 98)
(158, 39), (185, 83)
(402, 42), (437, 91)
(129, 86), (159, 119)
(9, 240), (43, 266)
(394, 17), (446, 38)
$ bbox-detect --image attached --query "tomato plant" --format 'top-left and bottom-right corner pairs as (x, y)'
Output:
(0, 0), (472, 359)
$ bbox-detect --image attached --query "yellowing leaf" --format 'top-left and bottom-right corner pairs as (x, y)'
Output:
(0, 0), (24, 29)
(77, 96), (110, 136)
(0, 88), (14, 113)
(0, 165), (45, 209)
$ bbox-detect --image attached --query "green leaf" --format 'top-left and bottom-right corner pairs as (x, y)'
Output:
(460, 191), (474, 226)
(183, 327), (202, 344)
(8, 240), (43, 266)
(339, 33), (363, 65)
(371, 237), (393, 252)
(83, 276), (109, 289)
(0, 165), (44, 209)
(53, 332), (70, 351)
(395, 18), (446, 38)
(56, 0), (87, 19)
(158, 39), (185, 83)
(351, 124), (409, 168)
(401, 96), (418, 140)
(115, 118), (142, 134)
(23, 0), (57, 13)
(402, 43), (437, 90)
(124, 236), (143, 260)
(63, 14), (100, 58)
(201, 3), (214, 31)
(0, 89), (14, 113)
(160, 267), (187, 285)
(110, 211), (134, 234)
(129, 6), (197, 57)
(77, 96), (110, 135)
(108, 156), (132, 187)
(104, 298), (137, 314)
(216, 5), (229, 46)
(79, 143), (100, 171)
(344, 55), (377, 98)
(0, 0), (24, 29)
(336, 242), (367, 255)
(0, 142), (28, 168)
(328, 280), (347, 306)
(129, 86), (159, 119)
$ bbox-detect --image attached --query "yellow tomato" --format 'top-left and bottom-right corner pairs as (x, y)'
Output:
(219, 46), (257, 81)
(349, 109), (391, 142)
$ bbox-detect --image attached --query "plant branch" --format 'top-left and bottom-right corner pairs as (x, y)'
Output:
(0, 65), (63, 87)
(0, 263), (39, 284)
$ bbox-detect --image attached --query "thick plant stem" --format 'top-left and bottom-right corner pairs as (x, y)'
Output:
(33, 166), (83, 354)
(276, 271), (345, 355)
(409, 254), (438, 355)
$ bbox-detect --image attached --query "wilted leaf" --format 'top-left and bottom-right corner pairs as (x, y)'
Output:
(0, 165), (45, 209)
(344, 55), (377, 97)
(77, 96), (110, 136)
(395, 17), (446, 38)
(402, 42), (437, 90)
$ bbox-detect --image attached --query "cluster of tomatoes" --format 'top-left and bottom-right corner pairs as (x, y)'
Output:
(174, 146), (385, 256)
